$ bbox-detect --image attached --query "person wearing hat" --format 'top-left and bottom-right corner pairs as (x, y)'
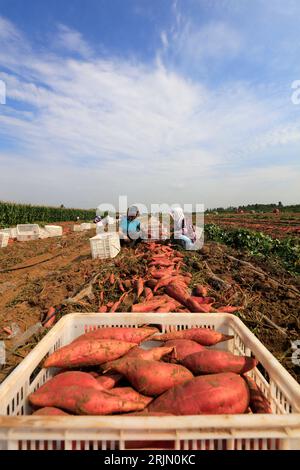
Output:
(119, 205), (141, 246)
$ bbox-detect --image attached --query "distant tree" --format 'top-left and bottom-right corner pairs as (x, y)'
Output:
(60, 204), (65, 208)
(278, 201), (283, 208)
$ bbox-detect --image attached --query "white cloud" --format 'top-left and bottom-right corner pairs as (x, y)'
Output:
(0, 16), (299, 208)
(55, 24), (93, 58)
(160, 31), (169, 49)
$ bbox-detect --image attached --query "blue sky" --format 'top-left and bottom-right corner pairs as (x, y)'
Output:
(0, 0), (300, 209)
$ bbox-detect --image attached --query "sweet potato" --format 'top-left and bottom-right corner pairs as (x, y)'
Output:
(217, 306), (241, 313)
(165, 284), (211, 312)
(107, 359), (193, 396)
(98, 306), (108, 313)
(111, 387), (153, 407)
(136, 278), (144, 298)
(144, 287), (153, 301)
(34, 371), (107, 393)
(96, 372), (122, 389)
(149, 372), (250, 415)
(181, 350), (258, 375)
(163, 339), (206, 363)
(131, 296), (170, 313)
(126, 345), (175, 361)
(190, 296), (215, 304)
(102, 346), (175, 371)
(189, 298), (213, 312)
(243, 375), (272, 413)
(109, 273), (115, 285)
(73, 326), (158, 344)
(156, 303), (176, 312)
(29, 385), (146, 415)
(151, 327), (233, 346)
(44, 339), (136, 368)
(32, 407), (70, 416)
(126, 411), (175, 416)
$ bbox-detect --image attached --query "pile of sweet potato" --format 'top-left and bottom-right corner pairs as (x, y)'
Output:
(29, 325), (271, 416)
(96, 242), (241, 314)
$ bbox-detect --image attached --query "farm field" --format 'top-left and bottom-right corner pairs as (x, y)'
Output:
(0, 219), (299, 386)
(205, 212), (300, 239)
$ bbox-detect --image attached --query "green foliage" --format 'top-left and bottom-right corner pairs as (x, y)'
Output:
(0, 201), (95, 227)
(205, 224), (300, 274)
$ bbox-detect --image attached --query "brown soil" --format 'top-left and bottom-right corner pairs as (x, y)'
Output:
(0, 225), (299, 383)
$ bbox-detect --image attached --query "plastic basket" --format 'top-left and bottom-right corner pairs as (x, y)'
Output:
(90, 233), (120, 259)
(0, 233), (9, 248)
(0, 312), (299, 451)
(16, 224), (40, 242)
(44, 225), (63, 237)
(38, 229), (50, 240)
(80, 223), (93, 230)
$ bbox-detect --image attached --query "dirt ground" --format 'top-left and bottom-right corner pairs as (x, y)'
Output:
(0, 222), (299, 384)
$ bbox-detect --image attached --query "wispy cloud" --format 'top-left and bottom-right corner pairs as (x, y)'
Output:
(55, 24), (93, 58)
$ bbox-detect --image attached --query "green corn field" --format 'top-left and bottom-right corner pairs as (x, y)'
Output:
(0, 201), (95, 227)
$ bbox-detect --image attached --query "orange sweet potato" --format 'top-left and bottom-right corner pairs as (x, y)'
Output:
(95, 372), (122, 389)
(102, 346), (174, 371)
(162, 339), (206, 363)
(151, 327), (233, 346)
(111, 387), (153, 407)
(243, 375), (272, 413)
(73, 326), (158, 344)
(149, 372), (250, 415)
(181, 350), (258, 375)
(107, 359), (193, 396)
(44, 339), (136, 368)
(165, 284), (212, 313)
(33, 371), (107, 393)
(32, 407), (70, 416)
(29, 385), (146, 415)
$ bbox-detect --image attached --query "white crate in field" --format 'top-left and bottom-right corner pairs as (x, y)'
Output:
(38, 229), (50, 240)
(80, 223), (93, 230)
(0, 312), (299, 451)
(9, 227), (17, 239)
(0, 232), (9, 248)
(90, 233), (120, 259)
(44, 225), (63, 237)
(16, 224), (40, 242)
(73, 225), (83, 232)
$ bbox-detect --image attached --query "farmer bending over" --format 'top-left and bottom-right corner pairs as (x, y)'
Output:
(119, 205), (142, 246)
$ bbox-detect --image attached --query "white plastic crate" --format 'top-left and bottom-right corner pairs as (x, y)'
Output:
(90, 233), (120, 259)
(0, 312), (299, 451)
(9, 227), (17, 239)
(44, 225), (63, 237)
(0, 232), (9, 248)
(39, 228), (50, 239)
(80, 223), (93, 230)
(1, 227), (18, 239)
(16, 224), (40, 242)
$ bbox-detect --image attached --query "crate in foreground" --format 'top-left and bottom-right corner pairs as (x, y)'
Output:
(0, 312), (299, 451)
(90, 232), (120, 259)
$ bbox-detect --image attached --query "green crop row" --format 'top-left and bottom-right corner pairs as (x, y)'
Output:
(205, 223), (300, 274)
(0, 201), (95, 227)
